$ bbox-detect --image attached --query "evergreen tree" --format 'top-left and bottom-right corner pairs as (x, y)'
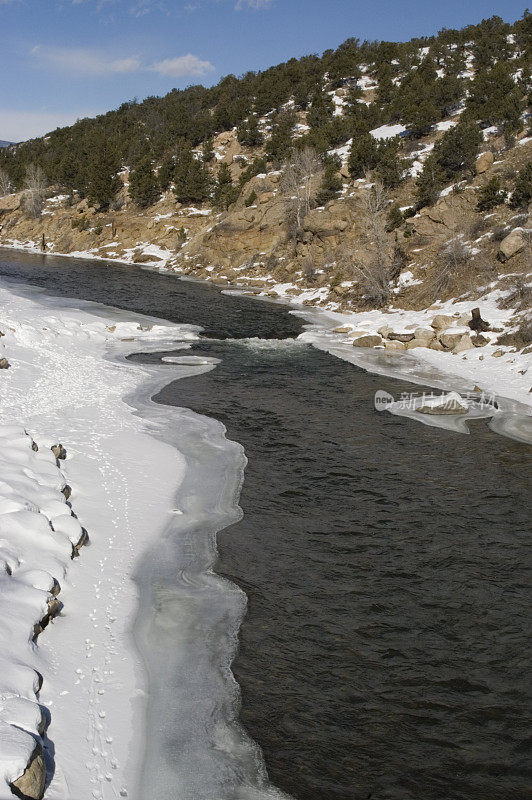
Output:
(375, 137), (404, 188)
(386, 204), (404, 231)
(307, 89), (334, 129)
(265, 110), (296, 164)
(316, 161), (342, 205)
(86, 136), (121, 210)
(236, 115), (264, 147)
(158, 155), (175, 191)
(511, 161), (532, 207)
(467, 63), (524, 131)
(202, 137), (215, 163)
(173, 145), (211, 204)
(348, 133), (378, 178)
(213, 163), (239, 210)
(129, 156), (160, 208)
(476, 176), (507, 211)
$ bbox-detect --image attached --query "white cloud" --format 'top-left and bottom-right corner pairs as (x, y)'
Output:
(235, 0), (272, 8)
(0, 109), (98, 142)
(150, 54), (214, 78)
(31, 45), (141, 76)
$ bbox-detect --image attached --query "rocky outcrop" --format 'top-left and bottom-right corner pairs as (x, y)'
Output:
(475, 151), (494, 174)
(10, 742), (46, 800)
(352, 334), (382, 348)
(498, 228), (527, 262)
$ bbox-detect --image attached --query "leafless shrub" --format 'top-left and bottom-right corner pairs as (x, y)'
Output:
(301, 254), (316, 283)
(469, 216), (492, 239)
(498, 277), (532, 311)
(491, 225), (511, 243)
(333, 180), (395, 307)
(281, 146), (322, 228)
(430, 237), (470, 298)
(497, 316), (532, 348)
(22, 164), (47, 218)
(0, 168), (12, 197)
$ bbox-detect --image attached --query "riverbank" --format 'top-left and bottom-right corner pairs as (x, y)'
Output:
(2, 239), (530, 417)
(0, 280), (197, 799)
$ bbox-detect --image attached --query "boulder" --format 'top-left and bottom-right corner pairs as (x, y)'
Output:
(352, 334), (382, 348)
(0, 357), (10, 369)
(440, 330), (468, 349)
(475, 151), (494, 174)
(384, 339), (406, 351)
(498, 229), (526, 262)
(413, 327), (436, 344)
(10, 742), (46, 800)
(430, 314), (454, 331)
(406, 338), (429, 349)
(472, 334), (489, 347)
(452, 333), (475, 353)
(417, 391), (469, 415)
(332, 325), (352, 334)
(377, 324), (393, 338)
(492, 349), (505, 358)
(429, 339), (445, 351)
(388, 331), (415, 343)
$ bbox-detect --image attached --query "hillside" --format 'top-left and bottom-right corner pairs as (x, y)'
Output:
(0, 141), (13, 148)
(0, 12), (531, 395)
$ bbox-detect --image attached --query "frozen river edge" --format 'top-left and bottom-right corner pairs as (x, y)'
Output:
(0, 277), (290, 800)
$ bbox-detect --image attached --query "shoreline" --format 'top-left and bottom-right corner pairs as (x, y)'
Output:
(2, 240), (530, 419)
(0, 279), (200, 799)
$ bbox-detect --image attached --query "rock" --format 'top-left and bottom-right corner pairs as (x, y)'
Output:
(258, 192), (275, 204)
(332, 325), (352, 334)
(492, 349), (505, 357)
(429, 339), (445, 351)
(406, 339), (429, 349)
(430, 314), (454, 331)
(352, 334), (382, 348)
(10, 742), (46, 800)
(61, 484), (72, 501)
(388, 331), (415, 343)
(440, 330), (468, 349)
(346, 329), (371, 338)
(468, 307), (490, 333)
(472, 334), (489, 347)
(452, 333), (475, 353)
(51, 444), (67, 460)
(377, 324), (392, 338)
(133, 253), (163, 263)
(384, 340), (406, 351)
(417, 391), (469, 415)
(413, 327), (436, 344)
(0, 357), (10, 369)
(475, 151), (494, 174)
(72, 527), (89, 559)
(498, 229), (526, 262)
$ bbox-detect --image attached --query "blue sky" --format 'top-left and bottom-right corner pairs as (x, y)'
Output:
(0, 0), (527, 141)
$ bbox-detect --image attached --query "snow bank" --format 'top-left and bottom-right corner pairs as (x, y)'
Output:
(0, 280), (198, 799)
(0, 427), (75, 798)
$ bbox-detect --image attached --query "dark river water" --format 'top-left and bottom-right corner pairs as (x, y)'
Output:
(1, 249), (531, 800)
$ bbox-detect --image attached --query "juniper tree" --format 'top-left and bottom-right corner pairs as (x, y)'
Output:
(129, 156), (160, 208)
(173, 145), (211, 204)
(213, 163), (239, 210)
(476, 176), (507, 212)
(511, 161), (532, 207)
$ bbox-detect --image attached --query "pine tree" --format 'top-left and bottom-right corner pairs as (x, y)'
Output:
(476, 176), (507, 211)
(511, 161), (532, 207)
(173, 145), (211, 204)
(202, 137), (215, 163)
(158, 155), (175, 191)
(129, 156), (160, 208)
(316, 163), (342, 205)
(213, 163), (239, 210)
(86, 136), (121, 210)
(237, 115), (264, 147)
(348, 133), (378, 178)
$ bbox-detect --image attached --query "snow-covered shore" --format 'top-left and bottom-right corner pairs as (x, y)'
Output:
(0, 281), (199, 799)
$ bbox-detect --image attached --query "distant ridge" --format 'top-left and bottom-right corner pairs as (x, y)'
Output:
(0, 141), (13, 148)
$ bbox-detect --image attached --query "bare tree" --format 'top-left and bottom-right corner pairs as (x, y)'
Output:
(22, 164), (47, 218)
(430, 236), (470, 298)
(0, 168), (12, 197)
(347, 179), (394, 307)
(281, 147), (322, 228)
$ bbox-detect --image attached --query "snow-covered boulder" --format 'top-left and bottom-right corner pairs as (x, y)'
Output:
(416, 391), (469, 415)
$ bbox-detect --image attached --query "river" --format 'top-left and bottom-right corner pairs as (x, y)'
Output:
(1, 248), (530, 800)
